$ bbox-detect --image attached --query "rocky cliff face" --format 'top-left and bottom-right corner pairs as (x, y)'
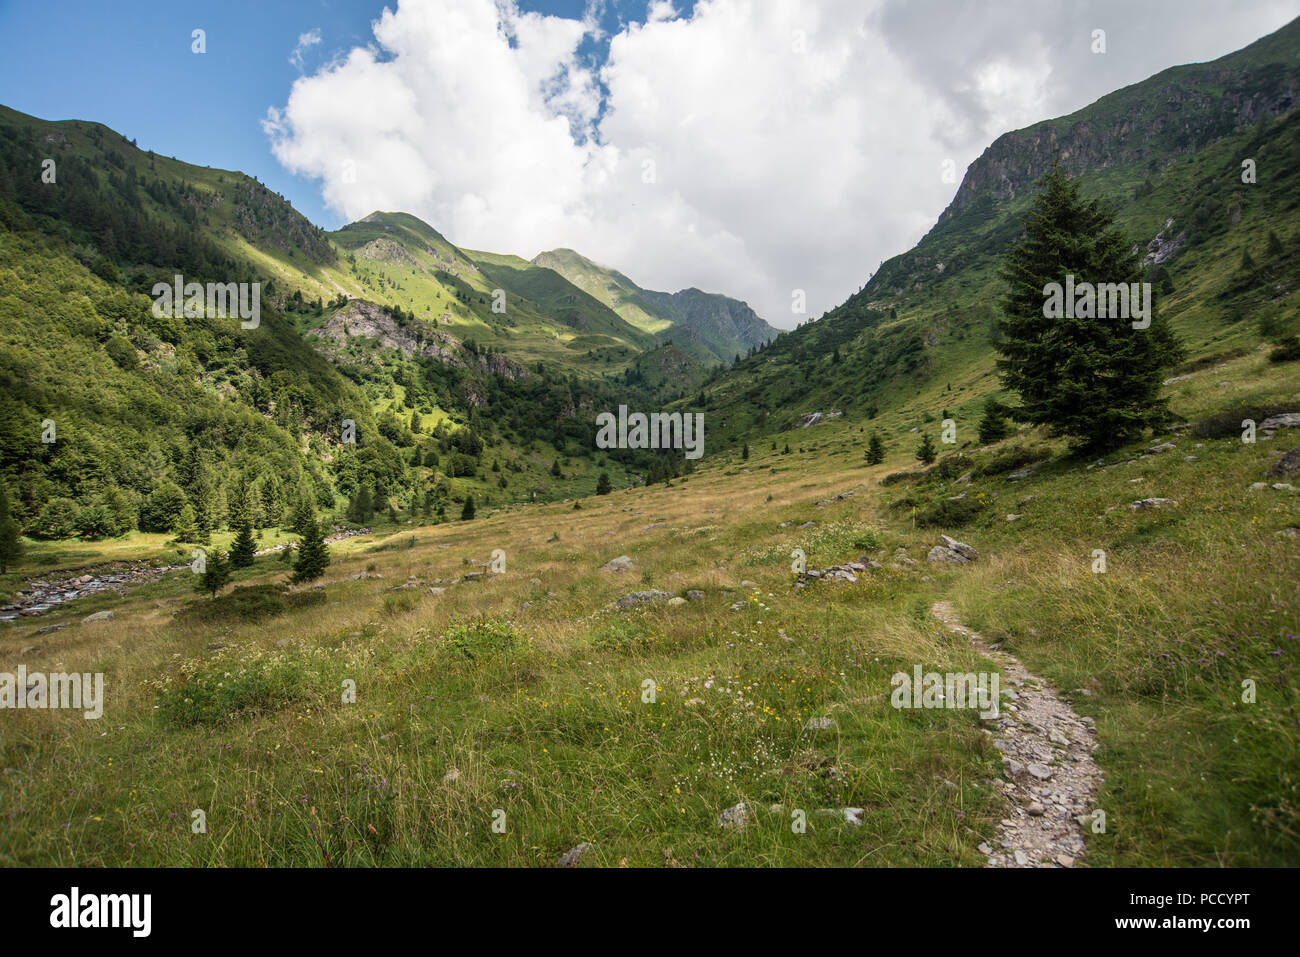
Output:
(1138, 219), (1189, 267)
(644, 288), (775, 355)
(314, 300), (461, 362)
(475, 350), (527, 381)
(843, 18), (1300, 307)
(312, 299), (529, 395)
(358, 236), (418, 267)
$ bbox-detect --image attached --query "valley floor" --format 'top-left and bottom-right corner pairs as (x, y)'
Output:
(1, 347), (1297, 867)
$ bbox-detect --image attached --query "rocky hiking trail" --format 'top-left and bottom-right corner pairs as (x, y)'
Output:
(931, 601), (1103, 868)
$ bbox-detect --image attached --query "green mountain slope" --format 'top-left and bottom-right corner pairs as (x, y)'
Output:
(531, 247), (672, 334)
(324, 213), (656, 374)
(0, 104), (336, 282)
(464, 247), (657, 350)
(0, 107), (697, 542)
(532, 247), (778, 363)
(697, 16), (1300, 450)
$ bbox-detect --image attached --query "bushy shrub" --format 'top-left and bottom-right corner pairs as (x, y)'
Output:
(173, 584), (324, 624)
(157, 656), (307, 727)
(590, 620), (653, 652)
(442, 618), (523, 661)
(881, 469), (925, 487)
(139, 481), (188, 533)
(449, 452), (478, 477)
(31, 497), (81, 539)
(103, 335), (138, 370)
(927, 453), (975, 482)
(1191, 405), (1289, 439)
(914, 496), (985, 528)
(74, 503), (117, 539)
(1268, 337), (1300, 364)
(972, 443), (1050, 477)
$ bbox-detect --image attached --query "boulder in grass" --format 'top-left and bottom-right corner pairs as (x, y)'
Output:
(814, 807), (865, 826)
(1259, 413), (1300, 436)
(616, 590), (670, 610)
(599, 555), (635, 573)
(557, 842), (593, 868)
(939, 535), (978, 561)
(1130, 498), (1177, 510)
(718, 802), (752, 829)
(927, 546), (968, 565)
(1266, 447), (1300, 479)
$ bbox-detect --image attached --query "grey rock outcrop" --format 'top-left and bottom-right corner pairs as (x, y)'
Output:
(615, 590), (670, 610)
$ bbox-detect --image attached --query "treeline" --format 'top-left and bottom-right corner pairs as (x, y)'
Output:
(0, 224), (392, 540)
(0, 110), (728, 551)
(0, 119), (235, 286)
(330, 319), (698, 494)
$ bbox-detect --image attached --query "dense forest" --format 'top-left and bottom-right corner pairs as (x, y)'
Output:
(0, 113), (691, 543)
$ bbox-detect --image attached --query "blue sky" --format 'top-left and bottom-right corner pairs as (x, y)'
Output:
(0, 0), (681, 228)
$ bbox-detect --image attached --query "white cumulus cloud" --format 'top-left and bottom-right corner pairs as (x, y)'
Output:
(265, 0), (1300, 327)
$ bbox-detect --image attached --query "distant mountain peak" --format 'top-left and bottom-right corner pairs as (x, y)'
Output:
(532, 249), (776, 364)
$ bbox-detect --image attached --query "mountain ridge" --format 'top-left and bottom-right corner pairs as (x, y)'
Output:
(939, 16), (1300, 229)
(689, 16), (1300, 451)
(531, 246), (778, 364)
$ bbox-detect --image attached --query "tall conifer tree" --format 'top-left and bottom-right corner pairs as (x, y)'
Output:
(291, 517), (330, 585)
(997, 165), (1181, 449)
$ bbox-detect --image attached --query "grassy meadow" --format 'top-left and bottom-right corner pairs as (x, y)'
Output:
(2, 343), (1297, 867)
